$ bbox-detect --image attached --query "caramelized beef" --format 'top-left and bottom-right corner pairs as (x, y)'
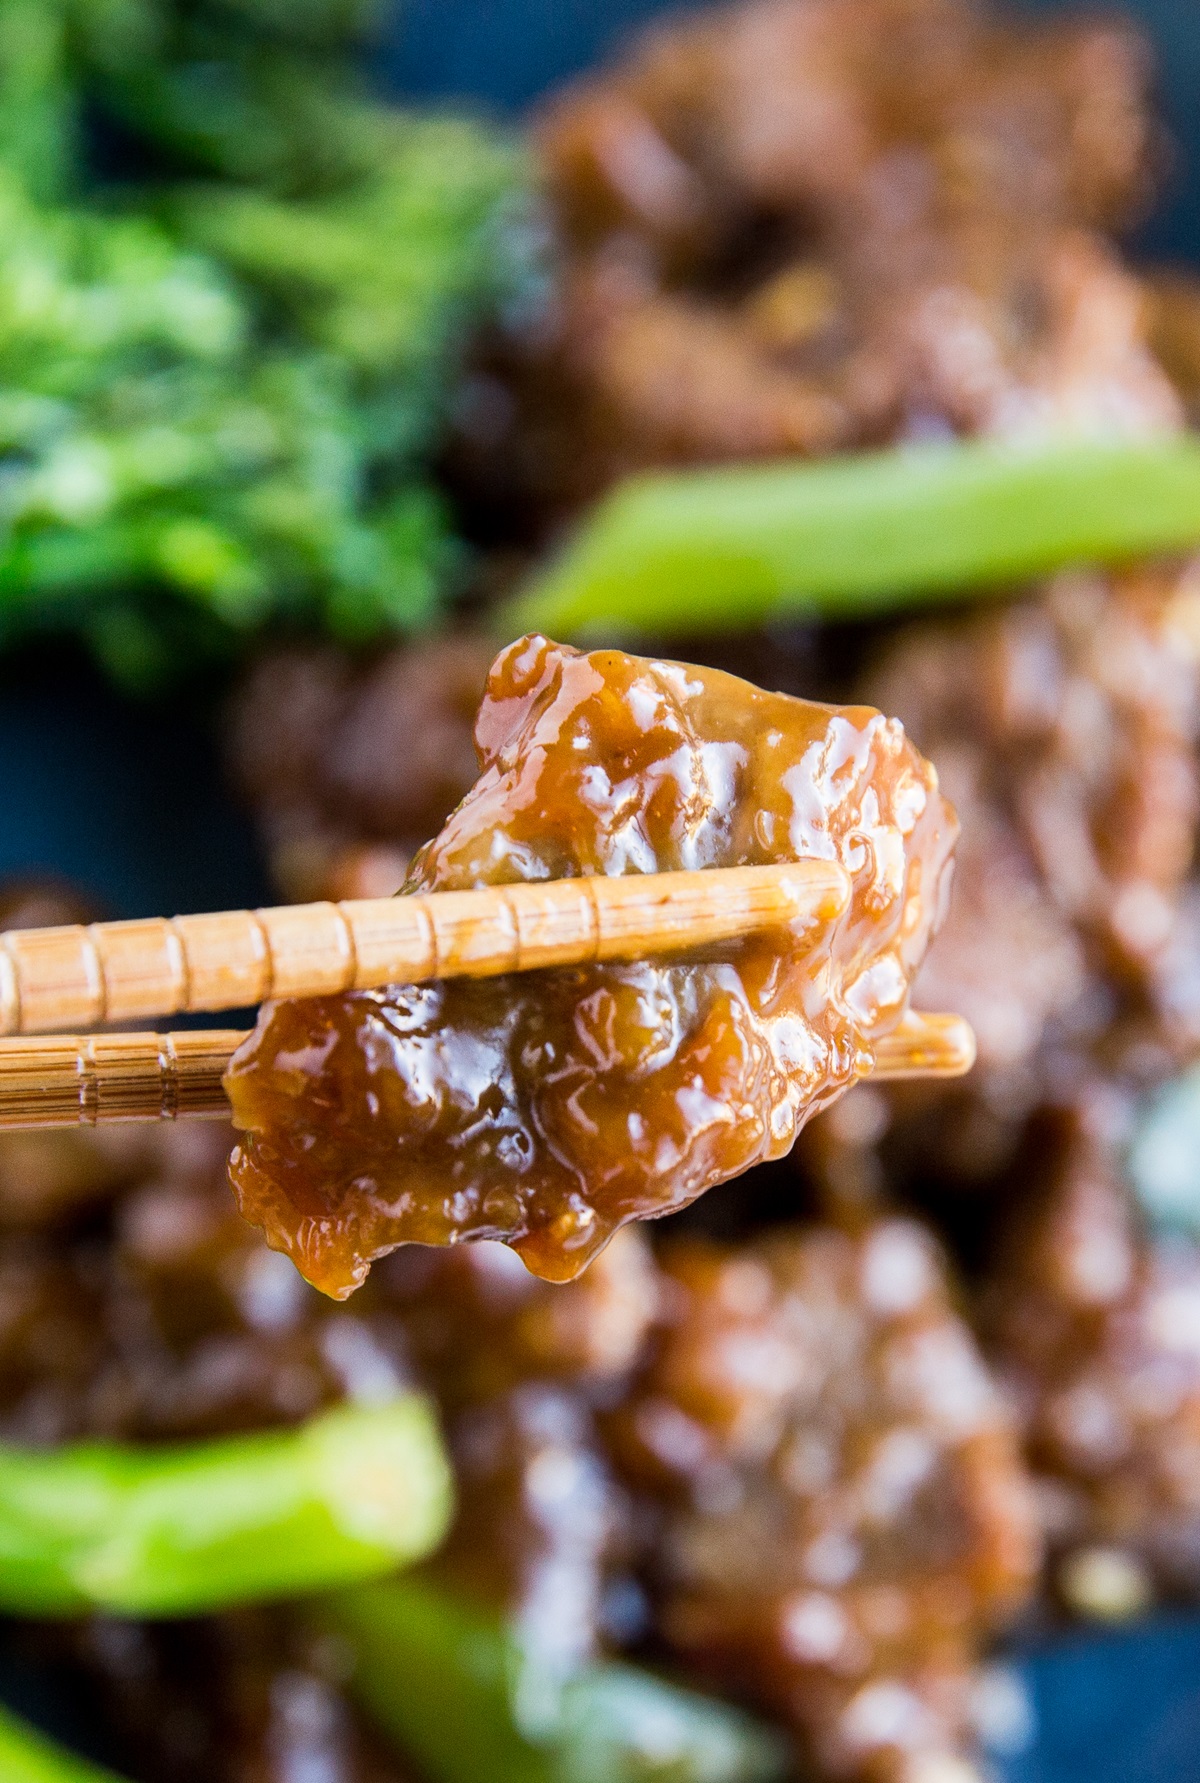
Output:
(869, 565), (1199, 992)
(455, 0), (1177, 526)
(983, 1113), (1200, 1617)
(373, 1231), (657, 1670)
(1146, 272), (1200, 429)
(839, 562), (1200, 1199)
(0, 1123), (408, 1445)
(225, 635), (957, 1295)
(610, 1221), (1040, 1781)
(376, 1225), (660, 1409)
(56, 1610), (418, 1783)
(429, 1382), (636, 1680)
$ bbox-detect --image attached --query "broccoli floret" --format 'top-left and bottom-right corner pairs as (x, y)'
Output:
(0, 0), (536, 683)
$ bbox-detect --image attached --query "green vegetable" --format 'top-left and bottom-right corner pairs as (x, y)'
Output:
(0, 1398), (452, 1615)
(0, 0), (534, 682)
(0, 1704), (127, 1783)
(1128, 1060), (1200, 1233)
(505, 437), (1200, 640)
(325, 1577), (788, 1783)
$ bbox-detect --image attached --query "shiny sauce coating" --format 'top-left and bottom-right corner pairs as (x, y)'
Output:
(226, 636), (957, 1295)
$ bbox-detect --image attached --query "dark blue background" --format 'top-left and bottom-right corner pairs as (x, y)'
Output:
(5, 3), (1200, 1776)
(383, 0), (1200, 263)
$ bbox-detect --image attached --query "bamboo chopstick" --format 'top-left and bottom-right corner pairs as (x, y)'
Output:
(0, 863), (849, 1036)
(0, 1031), (244, 1127)
(871, 1010), (976, 1079)
(0, 1011), (976, 1131)
(0, 867), (976, 1131)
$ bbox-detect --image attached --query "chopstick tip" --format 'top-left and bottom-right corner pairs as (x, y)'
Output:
(871, 1010), (977, 1081)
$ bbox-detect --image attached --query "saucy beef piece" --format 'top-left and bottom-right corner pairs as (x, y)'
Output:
(225, 633), (957, 1295)
(456, 0), (1177, 524)
(845, 562), (1200, 1193)
(0, 1122), (412, 1445)
(608, 1220), (1041, 1782)
(430, 1382), (638, 1680)
(227, 635), (495, 901)
(869, 565), (1199, 988)
(1, 1131), (655, 1773)
(0, 1126), (160, 1230)
(376, 1225), (660, 1409)
(1, 1117), (1046, 1775)
(226, 628), (832, 908)
(0, 1122), (428, 1779)
(982, 1111), (1200, 1619)
(379, 1231), (658, 1669)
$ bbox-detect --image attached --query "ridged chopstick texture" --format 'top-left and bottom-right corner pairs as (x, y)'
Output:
(0, 863), (849, 1034)
(0, 1010), (976, 1130)
(0, 1031), (244, 1127)
(872, 1010), (977, 1078)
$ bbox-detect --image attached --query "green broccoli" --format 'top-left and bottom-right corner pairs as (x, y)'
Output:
(0, 0), (534, 683)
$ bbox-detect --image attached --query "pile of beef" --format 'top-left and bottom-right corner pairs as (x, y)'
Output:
(221, 0), (1200, 1717)
(28, 563), (1200, 1780)
(13, 0), (1200, 1777)
(451, 0), (1184, 527)
(0, 1115), (1041, 1783)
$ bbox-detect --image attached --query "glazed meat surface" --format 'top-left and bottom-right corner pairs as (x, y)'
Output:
(379, 1230), (658, 1674)
(225, 634), (957, 1294)
(0, 1127), (655, 1780)
(982, 1111), (1200, 1618)
(13, 0), (1200, 1768)
(610, 1221), (1041, 1782)
(1147, 273), (1200, 430)
(0, 1121), (408, 1445)
(1, 1111), (1047, 1781)
(869, 564), (1199, 996)
(850, 561), (1200, 1191)
(457, 0), (1179, 524)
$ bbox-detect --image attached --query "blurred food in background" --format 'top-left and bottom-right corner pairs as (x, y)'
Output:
(228, 631), (496, 898)
(451, 0), (1182, 528)
(0, 0), (534, 685)
(11, 0), (1200, 1780)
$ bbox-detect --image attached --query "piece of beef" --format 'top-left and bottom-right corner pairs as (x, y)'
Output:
(846, 561), (1200, 1198)
(225, 635), (956, 1294)
(48, 1610), (419, 1783)
(227, 636), (495, 901)
(0, 1121), (409, 1445)
(607, 1218), (1041, 1781)
(982, 1108), (1200, 1621)
(453, 0), (1177, 527)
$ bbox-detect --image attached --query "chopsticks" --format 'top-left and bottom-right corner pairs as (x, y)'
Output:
(0, 865), (975, 1130)
(0, 1008), (976, 1130)
(0, 862), (848, 1034)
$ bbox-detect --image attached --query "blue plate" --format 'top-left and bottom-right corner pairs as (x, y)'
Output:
(1012, 1616), (1200, 1782)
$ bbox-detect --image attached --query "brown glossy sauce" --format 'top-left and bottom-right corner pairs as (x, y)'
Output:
(609, 1223), (1041, 1781)
(982, 1110), (1200, 1616)
(225, 635), (956, 1296)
